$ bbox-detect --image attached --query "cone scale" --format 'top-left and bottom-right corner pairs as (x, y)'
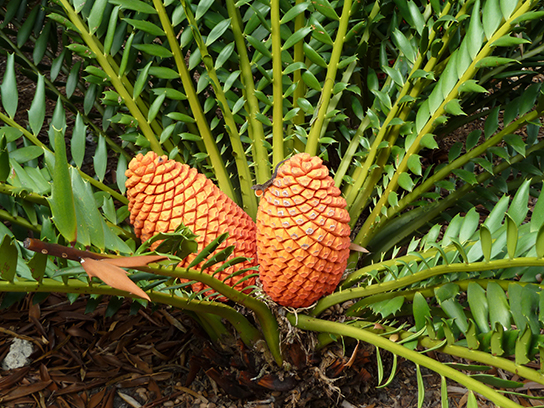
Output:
(125, 152), (257, 297)
(256, 153), (351, 308)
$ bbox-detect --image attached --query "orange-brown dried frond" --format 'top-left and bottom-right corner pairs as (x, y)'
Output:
(125, 152), (257, 298)
(256, 153), (351, 308)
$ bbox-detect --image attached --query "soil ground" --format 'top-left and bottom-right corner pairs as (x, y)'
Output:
(0, 293), (541, 408)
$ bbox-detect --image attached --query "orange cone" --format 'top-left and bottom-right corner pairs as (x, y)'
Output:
(256, 153), (351, 308)
(125, 152), (257, 298)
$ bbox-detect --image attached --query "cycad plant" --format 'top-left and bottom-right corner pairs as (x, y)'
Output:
(1, 0), (544, 405)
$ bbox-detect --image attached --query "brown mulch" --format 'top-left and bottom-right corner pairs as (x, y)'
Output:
(1, 293), (535, 408)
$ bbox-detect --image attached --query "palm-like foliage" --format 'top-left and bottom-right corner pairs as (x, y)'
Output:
(1, 0), (544, 405)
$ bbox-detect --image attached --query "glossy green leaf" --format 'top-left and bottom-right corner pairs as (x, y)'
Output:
(465, 130), (481, 151)
(205, 18), (231, 47)
(388, 191), (398, 207)
(312, 0), (339, 20)
(392, 28), (416, 63)
(302, 71), (322, 91)
(458, 79), (488, 94)
(398, 172), (414, 192)
(71, 114), (87, 169)
(93, 135), (107, 182)
(148, 68), (180, 81)
(0, 136), (9, 183)
(133, 44), (173, 58)
(466, 0), (483, 59)
(215, 42), (235, 69)
(479, 225), (492, 262)
(440, 376), (448, 408)
(167, 112), (196, 123)
(412, 292), (430, 331)
(104, 6), (120, 55)
(33, 22), (51, 64)
(514, 325), (532, 365)
(67, 61), (83, 99)
(369, 296), (404, 318)
(88, 0), (108, 34)
(503, 134), (526, 157)
(505, 214), (518, 259)
(17, 6), (39, 47)
(500, 0), (516, 19)
(487, 282), (511, 329)
(1, 54), (17, 119)
(148, 92), (166, 123)
(536, 224), (544, 260)
(435, 283), (460, 303)
(459, 208), (479, 243)
(382, 66), (404, 87)
(48, 127), (77, 244)
(467, 283), (489, 333)
(116, 155), (128, 195)
(484, 195), (509, 232)
(310, 18), (333, 46)
(475, 57), (519, 68)
(491, 35), (531, 48)
(281, 3), (311, 24)
(452, 169), (478, 185)
(246, 35), (272, 59)
(10, 146), (43, 163)
(27, 252), (47, 283)
(511, 10), (544, 23)
(407, 154), (422, 176)
(303, 43), (328, 68)
(28, 74), (46, 136)
(415, 100), (430, 134)
(195, 0), (214, 20)
(416, 364), (424, 408)
(465, 320), (480, 350)
(72, 167), (106, 249)
(109, 0), (157, 14)
(0, 235), (17, 282)
(201, 246), (235, 271)
(444, 99), (466, 116)
(482, 0), (501, 39)
(123, 18), (165, 37)
(441, 298), (468, 333)
(407, 1), (425, 35)
(283, 27), (312, 51)
(118, 32), (133, 76)
(508, 179), (530, 226)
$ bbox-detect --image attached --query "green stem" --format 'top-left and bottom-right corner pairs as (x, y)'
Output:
(0, 209), (40, 232)
(290, 0), (308, 153)
(0, 183), (48, 206)
(271, 0), (284, 163)
(58, 0), (165, 155)
(305, 0), (352, 156)
(225, 0), (271, 184)
(333, 116), (370, 187)
(178, 0), (257, 217)
(312, 257), (544, 316)
(152, 0), (237, 204)
(288, 314), (522, 408)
